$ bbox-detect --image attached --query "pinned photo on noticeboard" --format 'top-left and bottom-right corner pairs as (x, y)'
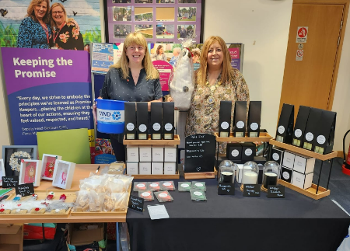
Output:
(114, 24), (132, 38)
(135, 24), (153, 38)
(178, 7), (196, 22)
(113, 6), (132, 21)
(135, 7), (153, 22)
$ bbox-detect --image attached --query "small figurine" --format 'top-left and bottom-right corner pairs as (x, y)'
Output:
(46, 192), (54, 200)
(59, 194), (66, 201)
(13, 195), (21, 201)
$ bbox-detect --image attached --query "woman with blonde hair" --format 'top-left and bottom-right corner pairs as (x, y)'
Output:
(97, 32), (162, 161)
(49, 3), (84, 50)
(17, 0), (52, 48)
(185, 36), (250, 154)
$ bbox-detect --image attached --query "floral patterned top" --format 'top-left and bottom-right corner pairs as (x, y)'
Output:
(185, 68), (250, 154)
(50, 20), (84, 50)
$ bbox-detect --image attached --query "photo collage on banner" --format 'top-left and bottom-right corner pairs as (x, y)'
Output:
(107, 0), (202, 44)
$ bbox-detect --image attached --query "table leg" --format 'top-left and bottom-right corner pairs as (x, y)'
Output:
(326, 158), (334, 190)
(116, 222), (120, 251)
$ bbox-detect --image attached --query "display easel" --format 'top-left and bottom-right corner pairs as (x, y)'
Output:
(269, 139), (341, 200)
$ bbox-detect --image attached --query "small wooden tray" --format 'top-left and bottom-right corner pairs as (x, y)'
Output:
(214, 132), (272, 142)
(278, 179), (330, 200)
(124, 134), (180, 146)
(270, 139), (338, 161)
(130, 171), (180, 180)
(184, 168), (217, 180)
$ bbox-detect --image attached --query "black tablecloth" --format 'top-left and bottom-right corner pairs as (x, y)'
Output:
(126, 178), (350, 251)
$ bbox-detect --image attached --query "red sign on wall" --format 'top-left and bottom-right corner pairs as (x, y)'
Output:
(296, 26), (308, 43)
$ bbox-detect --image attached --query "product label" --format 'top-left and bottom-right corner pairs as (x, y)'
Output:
(231, 149), (239, 157)
(317, 135), (326, 145)
(272, 153), (279, 161)
(236, 121), (244, 129)
(245, 148), (253, 156)
(306, 132), (314, 142)
(282, 171), (290, 180)
(278, 125), (285, 134)
(139, 124), (147, 132)
(159, 193), (167, 198)
(150, 183), (158, 187)
(221, 121), (229, 130)
(164, 123), (173, 131)
(195, 183), (203, 187)
(294, 129), (302, 138)
(97, 109), (125, 123)
(163, 182), (171, 187)
(181, 184), (189, 188)
(137, 184), (145, 188)
(142, 192), (150, 197)
(194, 191), (202, 196)
(153, 123), (161, 131)
(126, 123), (135, 131)
(250, 123), (258, 131)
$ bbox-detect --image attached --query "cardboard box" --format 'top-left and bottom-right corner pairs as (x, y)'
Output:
(247, 101), (261, 137)
(276, 103), (294, 144)
(293, 155), (315, 174)
(226, 143), (242, 161)
(163, 102), (174, 140)
(126, 162), (138, 175)
(0, 224), (23, 251)
(127, 146), (139, 162)
(292, 171), (313, 189)
(164, 162), (176, 175)
(139, 162), (151, 175)
(125, 102), (137, 140)
(137, 102), (148, 140)
(151, 102), (163, 140)
(314, 110), (337, 154)
(303, 108), (323, 151)
(218, 101), (232, 137)
(68, 223), (104, 246)
(139, 146), (152, 162)
(152, 162), (163, 174)
(271, 147), (284, 165)
(241, 142), (255, 161)
(292, 106), (311, 147)
(282, 151), (295, 169)
(152, 146), (164, 162)
(164, 146), (177, 162)
(233, 101), (247, 137)
(281, 166), (293, 183)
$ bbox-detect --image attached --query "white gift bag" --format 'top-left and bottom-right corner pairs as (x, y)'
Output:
(338, 226), (350, 251)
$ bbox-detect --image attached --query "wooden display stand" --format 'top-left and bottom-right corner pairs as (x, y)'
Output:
(270, 139), (338, 200)
(183, 168), (217, 180)
(214, 132), (273, 142)
(123, 135), (180, 179)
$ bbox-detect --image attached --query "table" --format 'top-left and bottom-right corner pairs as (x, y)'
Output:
(126, 178), (350, 251)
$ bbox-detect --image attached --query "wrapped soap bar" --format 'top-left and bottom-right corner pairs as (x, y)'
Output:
(154, 191), (173, 202)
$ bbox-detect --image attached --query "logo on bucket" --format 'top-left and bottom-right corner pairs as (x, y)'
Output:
(97, 109), (125, 123)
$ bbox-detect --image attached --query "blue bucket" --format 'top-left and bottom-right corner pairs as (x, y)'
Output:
(96, 99), (127, 134)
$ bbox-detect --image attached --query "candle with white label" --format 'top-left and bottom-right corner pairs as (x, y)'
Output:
(242, 170), (258, 184)
(263, 172), (278, 188)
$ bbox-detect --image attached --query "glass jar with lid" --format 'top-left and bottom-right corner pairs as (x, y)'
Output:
(218, 160), (237, 184)
(240, 161), (259, 191)
(262, 161), (280, 191)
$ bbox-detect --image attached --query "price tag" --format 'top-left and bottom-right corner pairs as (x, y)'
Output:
(243, 184), (261, 197)
(15, 183), (34, 197)
(128, 195), (144, 212)
(267, 185), (285, 198)
(2, 176), (19, 188)
(218, 183), (235, 195)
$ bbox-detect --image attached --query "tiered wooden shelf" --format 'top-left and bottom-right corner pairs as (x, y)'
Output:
(214, 132), (273, 142)
(183, 168), (217, 180)
(123, 134), (181, 179)
(270, 139), (339, 200)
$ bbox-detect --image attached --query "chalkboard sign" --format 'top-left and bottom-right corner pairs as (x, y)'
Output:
(267, 185), (285, 198)
(243, 184), (261, 197)
(185, 134), (216, 172)
(128, 195), (144, 212)
(15, 183), (34, 197)
(2, 176), (19, 188)
(218, 183), (235, 195)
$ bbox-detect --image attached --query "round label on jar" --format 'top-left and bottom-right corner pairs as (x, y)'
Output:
(317, 135), (326, 145)
(195, 183), (203, 187)
(194, 191), (202, 196)
(250, 123), (258, 131)
(236, 121), (244, 129)
(163, 182), (171, 187)
(142, 192), (150, 197)
(164, 123), (173, 131)
(150, 183), (158, 187)
(126, 123), (135, 131)
(221, 121), (229, 130)
(153, 123), (161, 131)
(305, 132), (314, 142)
(181, 184), (189, 188)
(231, 149), (239, 157)
(139, 124), (147, 132)
(137, 184), (145, 188)
(245, 149), (253, 156)
(278, 125), (285, 134)
(294, 129), (302, 138)
(272, 153), (279, 161)
(159, 193), (167, 198)
(282, 171), (290, 180)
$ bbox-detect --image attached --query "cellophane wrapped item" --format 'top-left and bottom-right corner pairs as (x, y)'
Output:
(169, 38), (195, 111)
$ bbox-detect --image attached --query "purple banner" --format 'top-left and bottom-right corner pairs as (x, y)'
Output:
(1, 47), (93, 145)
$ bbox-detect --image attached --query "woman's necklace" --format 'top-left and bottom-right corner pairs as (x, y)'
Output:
(206, 72), (222, 104)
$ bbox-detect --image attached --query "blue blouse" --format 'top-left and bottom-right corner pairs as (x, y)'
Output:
(17, 17), (52, 49)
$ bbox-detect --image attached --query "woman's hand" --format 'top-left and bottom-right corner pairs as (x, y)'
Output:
(92, 97), (102, 125)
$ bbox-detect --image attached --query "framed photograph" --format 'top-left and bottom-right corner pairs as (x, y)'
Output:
(2, 145), (38, 177)
(41, 154), (62, 181)
(0, 159), (5, 186)
(19, 160), (42, 187)
(52, 160), (76, 190)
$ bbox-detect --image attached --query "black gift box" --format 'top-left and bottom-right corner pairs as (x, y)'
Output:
(275, 103), (294, 144)
(292, 106), (311, 147)
(313, 110), (336, 154)
(137, 102), (148, 140)
(151, 102), (163, 140)
(163, 102), (174, 140)
(219, 101), (232, 137)
(233, 101), (247, 137)
(226, 143), (242, 161)
(241, 142), (256, 161)
(124, 102), (137, 140)
(302, 108), (323, 151)
(270, 147), (284, 165)
(281, 166), (293, 183)
(248, 101), (261, 137)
